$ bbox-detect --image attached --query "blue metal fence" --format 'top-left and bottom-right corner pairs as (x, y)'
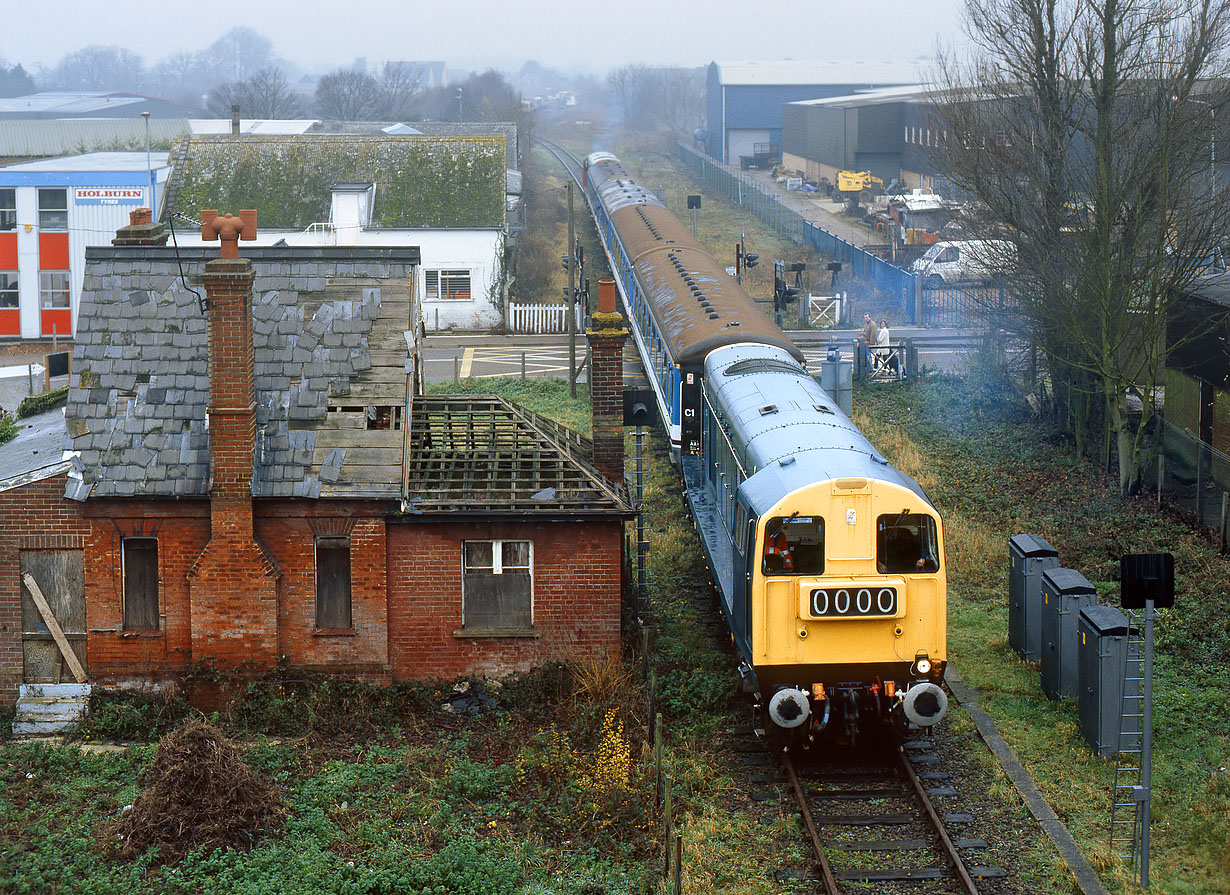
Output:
(675, 141), (997, 328)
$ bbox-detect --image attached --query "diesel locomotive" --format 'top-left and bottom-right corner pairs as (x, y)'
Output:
(582, 151), (948, 742)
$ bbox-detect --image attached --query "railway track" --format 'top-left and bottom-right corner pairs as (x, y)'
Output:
(776, 737), (1007, 894)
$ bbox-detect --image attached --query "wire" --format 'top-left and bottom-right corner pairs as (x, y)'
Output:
(166, 213), (206, 314)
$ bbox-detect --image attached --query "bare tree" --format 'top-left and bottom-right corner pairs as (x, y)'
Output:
(44, 45), (145, 91)
(314, 68), (381, 120)
(205, 67), (304, 119)
(936, 0), (1230, 494)
(607, 65), (704, 133)
(375, 62), (423, 120)
(206, 27), (275, 83)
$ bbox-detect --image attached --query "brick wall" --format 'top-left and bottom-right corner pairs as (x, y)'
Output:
(387, 518), (623, 680)
(85, 500), (393, 683)
(0, 474), (91, 708)
(83, 500), (207, 682)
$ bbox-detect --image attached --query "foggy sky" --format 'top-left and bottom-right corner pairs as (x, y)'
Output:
(3, 0), (965, 78)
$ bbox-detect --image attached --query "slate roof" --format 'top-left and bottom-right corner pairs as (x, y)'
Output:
(66, 246), (420, 501)
(164, 134), (506, 231)
(0, 409), (71, 493)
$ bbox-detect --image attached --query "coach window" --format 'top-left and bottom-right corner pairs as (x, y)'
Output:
(877, 514), (939, 573)
(38, 188), (67, 230)
(122, 537), (159, 630)
(425, 269), (472, 302)
(315, 536), (352, 630)
(0, 273), (17, 309)
(0, 189), (15, 230)
(762, 516), (824, 576)
(462, 539), (532, 632)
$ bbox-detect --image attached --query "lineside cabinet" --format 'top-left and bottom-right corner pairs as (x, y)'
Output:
(1008, 534), (1059, 661)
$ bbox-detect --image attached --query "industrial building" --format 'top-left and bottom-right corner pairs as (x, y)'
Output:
(0, 151), (172, 340)
(705, 60), (924, 165)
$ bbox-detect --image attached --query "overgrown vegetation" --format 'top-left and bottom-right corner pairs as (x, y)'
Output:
(16, 385), (68, 418)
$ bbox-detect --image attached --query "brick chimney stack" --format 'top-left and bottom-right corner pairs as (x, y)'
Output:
(187, 209), (279, 672)
(586, 279), (627, 482)
(111, 208), (168, 246)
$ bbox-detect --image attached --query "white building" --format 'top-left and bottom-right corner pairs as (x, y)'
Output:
(0, 152), (172, 340)
(164, 134), (511, 332)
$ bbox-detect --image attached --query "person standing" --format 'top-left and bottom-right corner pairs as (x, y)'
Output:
(876, 318), (894, 373)
(861, 313), (879, 347)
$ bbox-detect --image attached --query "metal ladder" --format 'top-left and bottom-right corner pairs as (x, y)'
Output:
(1109, 609), (1146, 873)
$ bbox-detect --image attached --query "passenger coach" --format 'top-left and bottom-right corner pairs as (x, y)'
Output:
(583, 152), (801, 455)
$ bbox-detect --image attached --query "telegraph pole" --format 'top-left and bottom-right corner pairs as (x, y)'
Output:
(567, 181), (577, 397)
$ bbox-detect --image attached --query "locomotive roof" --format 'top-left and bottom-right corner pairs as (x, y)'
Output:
(610, 203), (802, 365)
(703, 343), (934, 516)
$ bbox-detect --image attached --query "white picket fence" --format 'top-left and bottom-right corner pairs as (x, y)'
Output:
(507, 301), (580, 334)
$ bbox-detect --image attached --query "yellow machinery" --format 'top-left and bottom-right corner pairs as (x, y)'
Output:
(835, 170), (885, 194)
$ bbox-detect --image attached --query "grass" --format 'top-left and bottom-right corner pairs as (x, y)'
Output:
(854, 368), (1230, 895)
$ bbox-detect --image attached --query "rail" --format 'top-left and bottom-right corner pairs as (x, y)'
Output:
(782, 741), (995, 894)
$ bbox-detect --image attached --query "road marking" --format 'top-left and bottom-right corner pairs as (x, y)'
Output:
(459, 347), (475, 379)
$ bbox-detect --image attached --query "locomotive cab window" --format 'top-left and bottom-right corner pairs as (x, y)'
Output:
(877, 514), (939, 573)
(762, 515), (824, 575)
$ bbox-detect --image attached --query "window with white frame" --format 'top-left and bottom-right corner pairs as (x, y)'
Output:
(38, 188), (67, 230)
(0, 272), (17, 309)
(462, 539), (532, 631)
(425, 269), (473, 302)
(0, 189), (14, 231)
(40, 271), (69, 309)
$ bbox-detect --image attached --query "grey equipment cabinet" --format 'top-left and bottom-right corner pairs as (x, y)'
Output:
(1008, 534), (1059, 661)
(1040, 568), (1097, 700)
(1077, 605), (1139, 758)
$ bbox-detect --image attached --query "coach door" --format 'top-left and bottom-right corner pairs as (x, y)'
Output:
(20, 549), (86, 682)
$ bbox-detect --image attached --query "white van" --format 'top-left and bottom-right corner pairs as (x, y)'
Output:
(912, 239), (1013, 287)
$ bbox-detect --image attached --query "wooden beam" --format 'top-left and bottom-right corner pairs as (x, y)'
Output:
(21, 573), (87, 684)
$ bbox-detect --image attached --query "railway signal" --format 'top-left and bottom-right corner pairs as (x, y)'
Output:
(734, 232), (758, 285)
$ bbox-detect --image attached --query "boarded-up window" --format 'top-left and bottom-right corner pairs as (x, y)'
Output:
(122, 538), (159, 630)
(462, 539), (532, 630)
(316, 536), (352, 629)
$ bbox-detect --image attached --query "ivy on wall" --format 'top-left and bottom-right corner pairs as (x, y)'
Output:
(169, 135), (505, 229)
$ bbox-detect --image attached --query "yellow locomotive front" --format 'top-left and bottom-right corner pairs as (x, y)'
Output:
(750, 476), (947, 739)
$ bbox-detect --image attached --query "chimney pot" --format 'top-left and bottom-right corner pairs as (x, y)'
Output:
(598, 279), (617, 314)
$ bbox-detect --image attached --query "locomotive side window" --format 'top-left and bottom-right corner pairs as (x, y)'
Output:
(762, 515), (824, 575)
(876, 514), (940, 573)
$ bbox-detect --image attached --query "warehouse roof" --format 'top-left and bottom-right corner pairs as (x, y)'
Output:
(788, 85), (940, 108)
(710, 60), (929, 87)
(0, 151), (171, 173)
(0, 118), (191, 159)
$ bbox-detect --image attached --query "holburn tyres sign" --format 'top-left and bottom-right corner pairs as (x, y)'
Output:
(74, 187), (144, 206)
